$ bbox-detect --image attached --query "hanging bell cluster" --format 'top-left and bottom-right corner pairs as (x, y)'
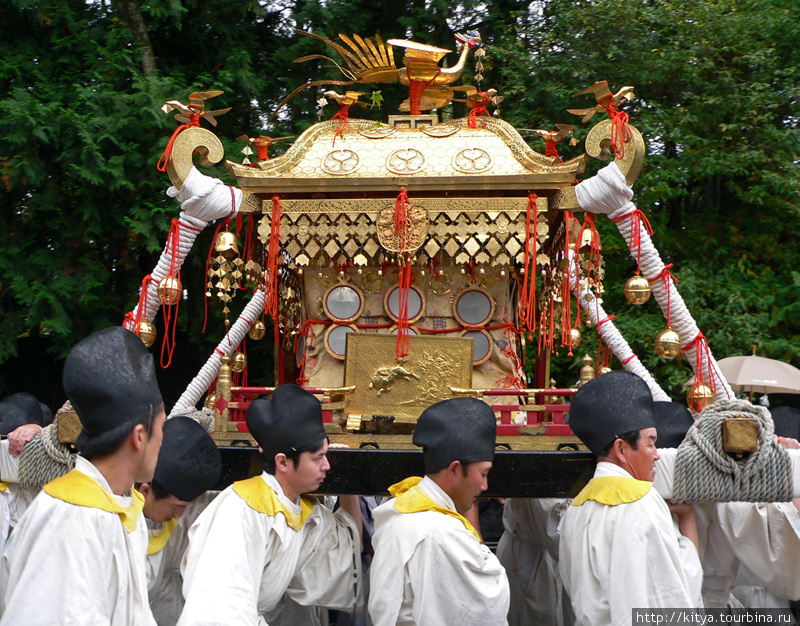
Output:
(207, 230), (243, 322)
(624, 274), (651, 305)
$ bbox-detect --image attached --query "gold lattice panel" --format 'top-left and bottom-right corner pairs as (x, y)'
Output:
(257, 197), (548, 267)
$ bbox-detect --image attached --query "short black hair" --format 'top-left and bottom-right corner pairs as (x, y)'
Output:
(149, 478), (171, 500)
(261, 438), (327, 475)
(79, 403), (162, 461)
(597, 429), (641, 458)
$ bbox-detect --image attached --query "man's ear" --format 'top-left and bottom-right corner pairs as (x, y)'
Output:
(130, 423), (147, 452)
(446, 460), (462, 483)
(139, 483), (151, 497)
(274, 452), (289, 474)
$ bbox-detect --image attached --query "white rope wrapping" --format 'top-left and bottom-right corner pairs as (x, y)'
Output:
(567, 253), (670, 401)
(575, 163), (733, 401)
(171, 287), (267, 414)
(124, 167), (243, 330)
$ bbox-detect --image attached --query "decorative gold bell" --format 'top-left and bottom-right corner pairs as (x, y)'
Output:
(686, 384), (713, 412)
(135, 320), (156, 347)
(214, 230), (240, 259)
(654, 328), (681, 359)
(624, 274), (651, 305)
(584, 317), (595, 329)
(579, 354), (595, 386)
(248, 320), (266, 340)
(569, 327), (582, 349)
(203, 394), (217, 410)
(231, 351), (247, 372)
(157, 276), (182, 305)
(597, 365), (612, 375)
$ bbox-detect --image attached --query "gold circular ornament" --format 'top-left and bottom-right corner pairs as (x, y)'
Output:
(453, 287), (495, 327)
(584, 317), (596, 329)
(361, 271), (383, 294)
(157, 276), (182, 305)
(388, 324), (419, 336)
(597, 366), (612, 376)
(569, 327), (582, 349)
(624, 274), (651, 305)
(654, 328), (681, 359)
(135, 320), (156, 347)
(248, 320), (266, 340)
(686, 384), (713, 412)
(203, 394), (217, 410)
(231, 351), (247, 372)
(428, 271), (452, 295)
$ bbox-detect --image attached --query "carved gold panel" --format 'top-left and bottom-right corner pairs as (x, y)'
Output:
(343, 334), (473, 422)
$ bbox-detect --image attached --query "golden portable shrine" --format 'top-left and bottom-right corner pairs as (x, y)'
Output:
(101, 30), (737, 495)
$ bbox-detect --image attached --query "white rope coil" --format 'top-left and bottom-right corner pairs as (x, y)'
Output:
(672, 399), (793, 502)
(576, 162), (733, 401)
(171, 287), (268, 414)
(124, 167), (243, 330)
(568, 253), (669, 401)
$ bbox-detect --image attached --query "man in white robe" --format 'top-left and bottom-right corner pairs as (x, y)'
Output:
(140, 415), (221, 626)
(497, 497), (574, 626)
(178, 384), (362, 625)
(559, 372), (703, 626)
(1, 326), (166, 625)
(369, 397), (510, 626)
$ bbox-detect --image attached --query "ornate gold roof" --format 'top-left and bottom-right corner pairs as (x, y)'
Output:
(226, 116), (586, 196)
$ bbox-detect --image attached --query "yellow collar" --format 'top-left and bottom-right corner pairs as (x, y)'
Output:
(147, 518), (179, 555)
(389, 476), (481, 542)
(572, 475), (652, 507)
(43, 469), (145, 532)
(232, 476), (314, 532)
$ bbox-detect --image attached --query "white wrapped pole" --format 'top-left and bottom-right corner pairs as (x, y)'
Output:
(575, 162), (733, 401)
(567, 251), (670, 401)
(124, 167), (242, 330)
(171, 287), (267, 414)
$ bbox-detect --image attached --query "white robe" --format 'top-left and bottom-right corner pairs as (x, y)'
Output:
(368, 475), (510, 626)
(178, 472), (361, 626)
(497, 498), (574, 626)
(1, 456), (155, 625)
(146, 492), (218, 626)
(559, 462), (703, 626)
(695, 501), (800, 608)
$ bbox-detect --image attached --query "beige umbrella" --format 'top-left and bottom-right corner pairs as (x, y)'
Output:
(716, 355), (800, 395)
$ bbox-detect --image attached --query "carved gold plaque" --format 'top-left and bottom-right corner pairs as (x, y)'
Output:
(343, 334), (473, 423)
(376, 204), (429, 253)
(321, 149), (360, 175)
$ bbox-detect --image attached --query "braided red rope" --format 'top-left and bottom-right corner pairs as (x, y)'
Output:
(517, 193), (538, 339)
(160, 219), (181, 368)
(266, 195), (282, 342)
(611, 208), (653, 274)
(647, 263), (678, 327)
